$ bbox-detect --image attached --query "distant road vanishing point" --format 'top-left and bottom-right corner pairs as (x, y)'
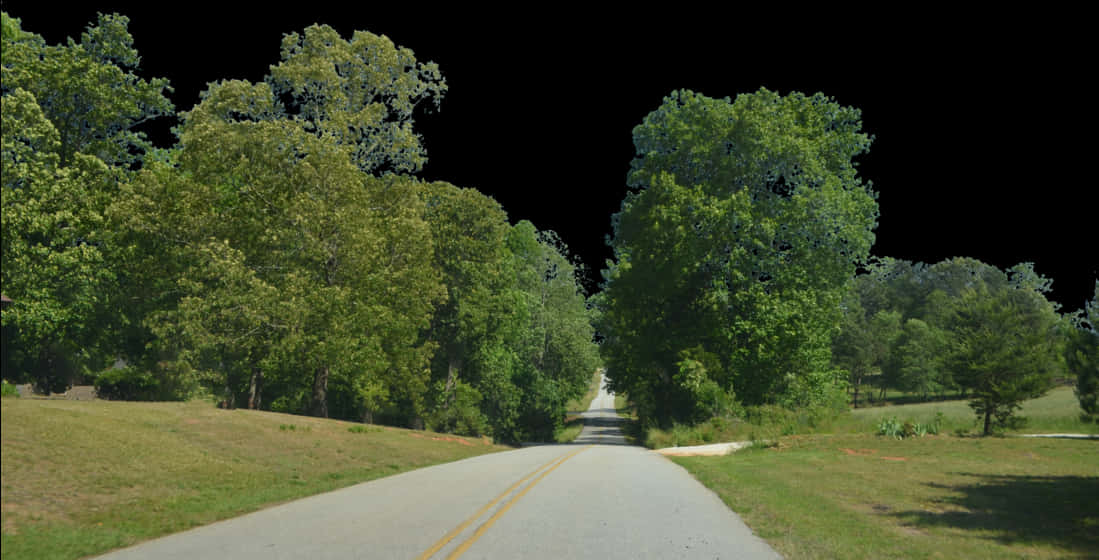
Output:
(95, 374), (781, 559)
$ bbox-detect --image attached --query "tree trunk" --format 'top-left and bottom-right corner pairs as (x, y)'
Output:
(442, 355), (460, 410)
(363, 409), (374, 424)
(852, 374), (862, 408)
(311, 365), (329, 418)
(248, 367), (263, 410)
(983, 407), (992, 436)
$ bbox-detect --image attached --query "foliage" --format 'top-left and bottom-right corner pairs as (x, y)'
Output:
(598, 88), (878, 425)
(833, 289), (901, 406)
(882, 318), (950, 398)
(266, 23), (446, 175)
(1, 379), (18, 397)
(0, 12), (173, 168)
(876, 413), (942, 439)
(113, 24), (449, 422)
(93, 366), (160, 401)
(943, 265), (1063, 435)
(1, 12), (172, 393)
(1065, 282), (1098, 420)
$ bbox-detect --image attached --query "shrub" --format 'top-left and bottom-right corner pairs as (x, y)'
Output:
(94, 367), (160, 401)
(1, 379), (19, 397)
(877, 413), (942, 439)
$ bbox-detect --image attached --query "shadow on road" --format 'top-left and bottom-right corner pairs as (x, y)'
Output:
(573, 407), (633, 446)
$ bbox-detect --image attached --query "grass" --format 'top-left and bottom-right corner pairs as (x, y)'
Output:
(666, 385), (1097, 558)
(1, 398), (508, 560)
(555, 369), (604, 443)
(674, 434), (1098, 559)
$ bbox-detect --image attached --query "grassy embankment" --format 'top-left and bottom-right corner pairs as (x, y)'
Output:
(1, 398), (509, 560)
(663, 386), (1098, 559)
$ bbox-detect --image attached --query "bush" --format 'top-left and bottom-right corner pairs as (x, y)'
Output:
(1, 379), (19, 397)
(877, 412), (942, 439)
(94, 367), (160, 401)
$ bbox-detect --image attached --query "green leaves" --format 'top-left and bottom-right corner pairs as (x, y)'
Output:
(600, 88), (877, 424)
(267, 24), (446, 174)
(1, 12), (173, 168)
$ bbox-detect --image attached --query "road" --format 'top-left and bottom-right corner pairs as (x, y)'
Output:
(95, 375), (780, 559)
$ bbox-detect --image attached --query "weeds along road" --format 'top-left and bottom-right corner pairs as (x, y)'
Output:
(94, 375), (780, 559)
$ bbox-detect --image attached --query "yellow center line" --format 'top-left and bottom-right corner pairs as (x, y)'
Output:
(446, 445), (591, 559)
(416, 446), (590, 560)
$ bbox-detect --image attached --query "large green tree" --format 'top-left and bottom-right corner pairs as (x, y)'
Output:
(115, 24), (445, 418)
(1, 12), (172, 390)
(1, 12), (173, 168)
(507, 221), (601, 440)
(598, 88), (878, 424)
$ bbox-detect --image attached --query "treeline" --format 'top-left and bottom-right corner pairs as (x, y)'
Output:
(596, 88), (1098, 434)
(832, 257), (1097, 433)
(0, 14), (599, 442)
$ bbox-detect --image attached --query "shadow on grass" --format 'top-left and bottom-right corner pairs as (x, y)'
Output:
(894, 473), (1099, 554)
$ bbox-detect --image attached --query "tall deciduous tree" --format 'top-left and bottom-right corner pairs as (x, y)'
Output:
(598, 88), (877, 424)
(2, 12), (172, 390)
(1, 12), (172, 168)
(116, 24), (445, 418)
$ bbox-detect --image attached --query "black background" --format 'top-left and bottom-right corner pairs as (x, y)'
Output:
(4, 3), (1094, 309)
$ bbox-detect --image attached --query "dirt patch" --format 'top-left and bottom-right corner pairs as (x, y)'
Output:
(840, 448), (877, 456)
(840, 448), (908, 461)
(408, 433), (474, 446)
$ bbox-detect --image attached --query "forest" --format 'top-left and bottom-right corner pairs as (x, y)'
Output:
(2, 13), (1096, 440)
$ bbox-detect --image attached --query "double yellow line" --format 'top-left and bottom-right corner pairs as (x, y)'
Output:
(417, 445), (591, 560)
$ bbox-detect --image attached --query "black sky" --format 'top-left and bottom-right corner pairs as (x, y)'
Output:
(4, 3), (1094, 309)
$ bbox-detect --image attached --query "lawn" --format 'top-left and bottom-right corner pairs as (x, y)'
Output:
(0, 398), (509, 560)
(675, 433), (1098, 559)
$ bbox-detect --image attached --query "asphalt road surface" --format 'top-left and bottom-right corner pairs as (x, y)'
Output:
(95, 375), (780, 559)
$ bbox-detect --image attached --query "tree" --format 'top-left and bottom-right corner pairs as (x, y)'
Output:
(266, 23), (446, 175)
(1, 12), (173, 168)
(117, 23), (446, 417)
(1065, 282), (1098, 420)
(598, 88), (877, 425)
(832, 294), (900, 407)
(1, 12), (172, 391)
(418, 181), (516, 434)
(1, 89), (115, 391)
(944, 265), (1062, 435)
(507, 221), (601, 440)
(883, 318), (949, 399)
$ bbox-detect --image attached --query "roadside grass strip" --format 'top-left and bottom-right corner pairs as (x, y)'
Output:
(418, 445), (592, 560)
(673, 434), (1098, 559)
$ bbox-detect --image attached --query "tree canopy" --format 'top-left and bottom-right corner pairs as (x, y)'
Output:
(597, 88), (878, 425)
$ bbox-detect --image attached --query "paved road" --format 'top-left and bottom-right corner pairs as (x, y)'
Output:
(96, 375), (780, 559)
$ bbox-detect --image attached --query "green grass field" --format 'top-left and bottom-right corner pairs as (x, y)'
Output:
(675, 434), (1098, 559)
(669, 385), (1098, 559)
(0, 398), (508, 560)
